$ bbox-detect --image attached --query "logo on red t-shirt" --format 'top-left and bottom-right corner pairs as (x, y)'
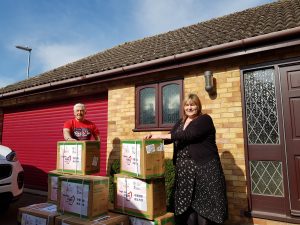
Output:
(73, 128), (91, 140)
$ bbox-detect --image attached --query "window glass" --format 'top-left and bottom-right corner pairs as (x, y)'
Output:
(244, 68), (280, 144)
(136, 79), (182, 129)
(162, 84), (180, 124)
(250, 160), (284, 197)
(140, 87), (155, 125)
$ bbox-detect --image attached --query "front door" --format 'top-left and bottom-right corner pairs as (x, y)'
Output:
(280, 64), (300, 216)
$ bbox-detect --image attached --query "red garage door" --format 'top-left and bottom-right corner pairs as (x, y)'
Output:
(2, 95), (108, 191)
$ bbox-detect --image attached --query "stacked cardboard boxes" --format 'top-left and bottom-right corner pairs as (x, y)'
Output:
(18, 203), (60, 225)
(19, 141), (129, 225)
(48, 170), (64, 204)
(55, 141), (109, 219)
(113, 174), (166, 220)
(58, 174), (109, 219)
(55, 212), (129, 225)
(120, 139), (165, 179)
(113, 139), (174, 224)
(56, 141), (100, 175)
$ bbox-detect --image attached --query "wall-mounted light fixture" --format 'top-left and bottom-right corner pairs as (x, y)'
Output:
(204, 70), (215, 95)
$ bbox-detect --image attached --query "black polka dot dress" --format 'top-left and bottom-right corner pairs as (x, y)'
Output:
(174, 122), (228, 224)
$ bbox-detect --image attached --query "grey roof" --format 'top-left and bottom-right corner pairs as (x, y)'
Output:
(1, 0), (300, 95)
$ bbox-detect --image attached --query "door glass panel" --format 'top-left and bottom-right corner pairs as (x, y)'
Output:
(250, 160), (284, 197)
(140, 88), (155, 125)
(162, 84), (180, 124)
(244, 68), (280, 144)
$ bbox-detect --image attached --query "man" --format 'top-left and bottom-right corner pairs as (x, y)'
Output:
(63, 103), (101, 141)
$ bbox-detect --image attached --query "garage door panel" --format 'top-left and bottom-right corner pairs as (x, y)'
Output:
(2, 95), (108, 191)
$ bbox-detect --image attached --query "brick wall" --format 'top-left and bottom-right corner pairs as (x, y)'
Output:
(105, 68), (297, 225)
(106, 84), (174, 171)
(185, 69), (250, 224)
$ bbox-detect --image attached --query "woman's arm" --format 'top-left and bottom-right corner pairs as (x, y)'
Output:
(171, 114), (214, 142)
(144, 118), (182, 142)
(145, 133), (171, 139)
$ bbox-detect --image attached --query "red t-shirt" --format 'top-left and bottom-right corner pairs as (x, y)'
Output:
(63, 119), (100, 140)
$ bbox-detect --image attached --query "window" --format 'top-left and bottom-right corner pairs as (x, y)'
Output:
(242, 66), (287, 218)
(135, 80), (183, 130)
(244, 68), (280, 145)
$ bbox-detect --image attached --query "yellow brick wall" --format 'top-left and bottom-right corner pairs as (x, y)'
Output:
(107, 86), (135, 164)
(106, 85), (174, 170)
(105, 69), (296, 225)
(185, 69), (250, 224)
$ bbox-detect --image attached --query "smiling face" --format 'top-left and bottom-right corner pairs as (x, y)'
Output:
(182, 94), (202, 120)
(74, 105), (86, 121)
(184, 99), (199, 119)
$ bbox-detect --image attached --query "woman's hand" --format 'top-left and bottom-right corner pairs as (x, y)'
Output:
(144, 134), (161, 139)
(144, 134), (153, 139)
(144, 134), (171, 140)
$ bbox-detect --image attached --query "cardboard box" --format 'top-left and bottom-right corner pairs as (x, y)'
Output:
(120, 139), (165, 179)
(58, 174), (109, 219)
(55, 212), (129, 225)
(56, 141), (100, 175)
(18, 202), (60, 225)
(129, 213), (175, 225)
(113, 174), (166, 220)
(48, 170), (64, 203)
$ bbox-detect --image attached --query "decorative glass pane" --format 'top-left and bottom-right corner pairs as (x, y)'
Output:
(162, 84), (180, 124)
(250, 160), (284, 197)
(140, 88), (155, 125)
(244, 68), (280, 144)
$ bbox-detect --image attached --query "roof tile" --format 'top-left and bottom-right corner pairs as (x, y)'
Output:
(1, 0), (300, 94)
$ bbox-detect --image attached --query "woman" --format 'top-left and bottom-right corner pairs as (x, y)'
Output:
(145, 93), (228, 225)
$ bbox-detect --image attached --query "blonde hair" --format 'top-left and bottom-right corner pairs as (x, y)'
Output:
(182, 93), (202, 121)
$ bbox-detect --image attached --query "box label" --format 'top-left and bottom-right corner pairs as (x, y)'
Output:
(145, 144), (156, 154)
(59, 144), (83, 172)
(60, 180), (89, 216)
(50, 176), (59, 201)
(21, 213), (47, 225)
(130, 217), (155, 225)
(40, 204), (57, 212)
(92, 156), (98, 167)
(117, 177), (147, 211)
(121, 142), (141, 175)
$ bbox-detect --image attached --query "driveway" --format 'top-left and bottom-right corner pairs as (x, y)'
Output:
(0, 191), (47, 225)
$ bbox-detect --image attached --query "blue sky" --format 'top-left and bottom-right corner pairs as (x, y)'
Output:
(0, 0), (276, 88)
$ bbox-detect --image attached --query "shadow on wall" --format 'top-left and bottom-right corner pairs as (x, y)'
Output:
(106, 137), (121, 176)
(221, 151), (254, 225)
(107, 137), (121, 206)
(22, 164), (48, 191)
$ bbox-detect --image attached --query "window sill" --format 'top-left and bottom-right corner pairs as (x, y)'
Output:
(132, 127), (171, 132)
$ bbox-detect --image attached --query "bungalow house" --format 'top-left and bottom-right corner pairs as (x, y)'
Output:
(1, 0), (300, 224)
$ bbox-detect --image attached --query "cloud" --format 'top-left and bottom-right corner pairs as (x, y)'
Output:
(134, 0), (275, 36)
(134, 0), (202, 36)
(34, 42), (97, 72)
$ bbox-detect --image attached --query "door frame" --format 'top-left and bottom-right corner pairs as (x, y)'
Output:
(241, 57), (300, 223)
(279, 63), (300, 216)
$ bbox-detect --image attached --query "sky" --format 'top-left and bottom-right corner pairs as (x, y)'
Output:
(0, 0), (276, 88)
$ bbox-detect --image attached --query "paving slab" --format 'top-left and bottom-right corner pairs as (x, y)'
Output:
(0, 191), (47, 225)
